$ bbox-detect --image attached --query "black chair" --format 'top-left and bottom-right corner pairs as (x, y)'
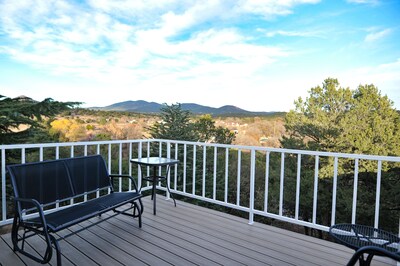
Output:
(347, 245), (400, 266)
(330, 224), (400, 266)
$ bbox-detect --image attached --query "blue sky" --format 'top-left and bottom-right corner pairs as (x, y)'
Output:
(1, 0), (399, 111)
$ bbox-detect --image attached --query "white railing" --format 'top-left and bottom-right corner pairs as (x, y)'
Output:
(1, 139), (399, 235)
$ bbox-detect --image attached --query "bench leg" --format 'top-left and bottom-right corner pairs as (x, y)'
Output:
(11, 214), (20, 252)
(51, 234), (62, 266)
(134, 202), (143, 228)
(11, 214), (59, 265)
(114, 199), (144, 228)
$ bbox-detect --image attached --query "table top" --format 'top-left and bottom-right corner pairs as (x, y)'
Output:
(329, 224), (400, 254)
(130, 157), (179, 167)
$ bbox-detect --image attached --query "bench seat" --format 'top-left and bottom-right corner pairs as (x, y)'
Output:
(30, 191), (142, 232)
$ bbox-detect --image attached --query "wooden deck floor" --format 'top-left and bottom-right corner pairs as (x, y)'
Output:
(0, 196), (396, 266)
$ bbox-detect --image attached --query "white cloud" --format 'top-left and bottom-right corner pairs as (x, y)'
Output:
(266, 30), (323, 38)
(236, 0), (320, 18)
(364, 28), (392, 43)
(346, 0), (380, 5)
(158, 2), (228, 37)
(0, 0), (294, 82)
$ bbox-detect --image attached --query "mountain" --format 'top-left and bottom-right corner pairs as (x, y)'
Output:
(98, 100), (161, 113)
(179, 103), (251, 115)
(91, 100), (277, 116)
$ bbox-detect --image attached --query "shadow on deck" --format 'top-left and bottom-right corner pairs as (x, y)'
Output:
(0, 196), (396, 266)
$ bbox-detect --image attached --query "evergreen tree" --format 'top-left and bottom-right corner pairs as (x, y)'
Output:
(193, 114), (236, 144)
(281, 78), (400, 233)
(146, 103), (197, 141)
(146, 103), (235, 144)
(282, 78), (400, 158)
(0, 95), (80, 144)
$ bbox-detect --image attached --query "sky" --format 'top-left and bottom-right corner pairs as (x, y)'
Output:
(0, 0), (399, 112)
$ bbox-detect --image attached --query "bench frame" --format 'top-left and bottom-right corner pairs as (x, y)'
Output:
(7, 155), (144, 265)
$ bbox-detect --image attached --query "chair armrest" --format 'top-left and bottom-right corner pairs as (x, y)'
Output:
(347, 246), (400, 266)
(14, 197), (49, 229)
(109, 174), (140, 192)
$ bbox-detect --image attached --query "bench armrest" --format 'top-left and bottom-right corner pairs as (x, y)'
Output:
(109, 174), (140, 192)
(14, 197), (49, 229)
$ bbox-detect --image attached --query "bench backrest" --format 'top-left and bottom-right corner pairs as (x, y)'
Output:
(7, 155), (111, 212)
(64, 155), (111, 195)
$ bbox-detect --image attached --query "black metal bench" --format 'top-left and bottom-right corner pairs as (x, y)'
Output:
(7, 155), (144, 265)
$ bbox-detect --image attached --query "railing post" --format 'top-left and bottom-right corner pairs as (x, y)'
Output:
(213, 146), (217, 200)
(183, 143), (187, 194)
(192, 145), (196, 195)
(96, 144), (100, 198)
(138, 142), (142, 190)
(202, 145), (206, 198)
(1, 148), (5, 223)
(264, 151), (270, 213)
(128, 142), (132, 191)
(174, 143), (178, 191)
(237, 150), (241, 206)
(249, 149), (256, 225)
(21, 148), (26, 163)
(279, 152), (285, 216)
(84, 144), (90, 201)
(118, 143), (122, 192)
(224, 148), (229, 203)
(331, 157), (338, 226)
(295, 154), (301, 220)
(374, 160), (382, 228)
(351, 158), (359, 224)
(39, 147), (43, 161)
(312, 155), (319, 225)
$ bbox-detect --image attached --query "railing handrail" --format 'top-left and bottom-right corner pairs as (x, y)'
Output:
(2, 138), (400, 162)
(153, 139), (400, 162)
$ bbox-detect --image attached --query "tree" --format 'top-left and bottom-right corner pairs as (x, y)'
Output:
(337, 84), (400, 158)
(282, 78), (353, 152)
(146, 103), (235, 144)
(50, 118), (87, 142)
(146, 103), (197, 141)
(0, 95), (80, 144)
(282, 78), (400, 158)
(193, 114), (236, 144)
(281, 78), (400, 233)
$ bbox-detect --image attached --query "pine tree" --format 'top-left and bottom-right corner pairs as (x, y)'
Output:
(0, 95), (80, 144)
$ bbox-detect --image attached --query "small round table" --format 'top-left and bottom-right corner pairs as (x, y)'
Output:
(329, 224), (400, 266)
(130, 157), (179, 215)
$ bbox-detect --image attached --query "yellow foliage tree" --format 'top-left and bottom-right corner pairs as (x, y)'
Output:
(50, 118), (87, 142)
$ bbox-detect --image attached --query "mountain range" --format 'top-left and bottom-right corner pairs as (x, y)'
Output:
(91, 100), (279, 116)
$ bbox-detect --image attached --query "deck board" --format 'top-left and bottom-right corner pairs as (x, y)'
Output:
(152, 205), (321, 265)
(0, 196), (397, 266)
(105, 215), (218, 266)
(158, 200), (350, 265)
(0, 235), (26, 266)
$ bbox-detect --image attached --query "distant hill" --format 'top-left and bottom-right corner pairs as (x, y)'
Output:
(97, 100), (161, 113)
(90, 100), (280, 116)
